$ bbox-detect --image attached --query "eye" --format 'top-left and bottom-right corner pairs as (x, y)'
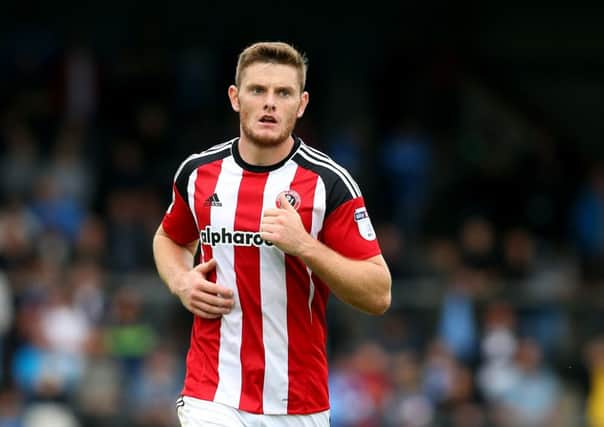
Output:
(278, 89), (291, 97)
(250, 86), (264, 94)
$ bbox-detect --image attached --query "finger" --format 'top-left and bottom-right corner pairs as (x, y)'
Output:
(191, 300), (232, 316)
(197, 280), (234, 298)
(260, 219), (280, 235)
(260, 216), (279, 225)
(192, 291), (234, 308)
(194, 258), (217, 273)
(262, 208), (281, 217)
(260, 223), (279, 234)
(259, 231), (276, 242)
(279, 193), (296, 211)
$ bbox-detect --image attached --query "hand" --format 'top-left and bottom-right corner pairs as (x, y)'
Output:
(260, 193), (313, 256)
(171, 259), (234, 319)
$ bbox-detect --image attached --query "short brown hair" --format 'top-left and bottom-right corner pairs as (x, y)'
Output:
(235, 41), (308, 91)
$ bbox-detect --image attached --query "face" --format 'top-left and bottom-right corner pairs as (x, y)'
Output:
(228, 62), (309, 147)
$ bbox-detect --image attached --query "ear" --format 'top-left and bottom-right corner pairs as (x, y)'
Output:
(228, 85), (240, 112)
(297, 91), (309, 118)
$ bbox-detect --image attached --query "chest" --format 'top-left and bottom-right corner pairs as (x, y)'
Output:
(192, 163), (322, 234)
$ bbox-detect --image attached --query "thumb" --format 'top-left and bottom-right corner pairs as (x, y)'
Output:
(279, 193), (296, 212)
(194, 258), (217, 274)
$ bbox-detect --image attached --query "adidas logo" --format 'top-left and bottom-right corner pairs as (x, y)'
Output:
(204, 193), (222, 207)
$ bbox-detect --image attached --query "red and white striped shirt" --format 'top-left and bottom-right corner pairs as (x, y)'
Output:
(161, 136), (381, 415)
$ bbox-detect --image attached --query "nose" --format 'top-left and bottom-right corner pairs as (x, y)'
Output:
(263, 92), (276, 111)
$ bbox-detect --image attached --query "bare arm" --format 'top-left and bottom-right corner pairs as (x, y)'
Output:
(153, 225), (198, 287)
(300, 245), (391, 315)
(153, 225), (234, 319)
(260, 195), (391, 315)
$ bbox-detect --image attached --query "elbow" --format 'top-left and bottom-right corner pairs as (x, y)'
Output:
(368, 261), (392, 315)
(371, 291), (391, 315)
(366, 278), (391, 315)
(348, 288), (391, 315)
(367, 271), (392, 315)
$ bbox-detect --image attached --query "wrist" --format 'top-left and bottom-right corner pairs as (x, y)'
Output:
(168, 270), (187, 297)
(297, 234), (319, 260)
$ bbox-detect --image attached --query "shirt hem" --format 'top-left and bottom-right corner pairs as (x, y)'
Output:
(180, 393), (330, 415)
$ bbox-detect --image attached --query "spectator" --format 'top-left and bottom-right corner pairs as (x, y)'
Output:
(585, 336), (604, 427)
(44, 123), (96, 207)
(28, 173), (84, 242)
(379, 118), (432, 240)
(129, 345), (183, 427)
(438, 267), (479, 364)
(383, 351), (434, 427)
(104, 286), (157, 391)
(0, 123), (39, 200)
(0, 386), (23, 427)
(477, 301), (518, 402)
(492, 338), (562, 427)
(0, 273), (14, 382)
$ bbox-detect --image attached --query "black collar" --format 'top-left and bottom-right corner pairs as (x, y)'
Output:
(231, 135), (301, 173)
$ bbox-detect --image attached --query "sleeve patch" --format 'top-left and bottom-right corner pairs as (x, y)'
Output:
(354, 207), (376, 241)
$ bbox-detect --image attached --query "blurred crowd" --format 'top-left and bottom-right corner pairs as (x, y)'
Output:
(2, 37), (604, 427)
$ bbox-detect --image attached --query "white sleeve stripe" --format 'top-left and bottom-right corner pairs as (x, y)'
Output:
(187, 169), (200, 229)
(166, 198), (175, 214)
(198, 144), (232, 158)
(173, 141), (234, 182)
(297, 150), (360, 198)
(173, 153), (203, 182)
(298, 147), (361, 198)
(299, 144), (362, 197)
(304, 144), (361, 195)
(201, 138), (237, 155)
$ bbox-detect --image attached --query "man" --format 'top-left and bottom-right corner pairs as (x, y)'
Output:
(153, 41), (391, 427)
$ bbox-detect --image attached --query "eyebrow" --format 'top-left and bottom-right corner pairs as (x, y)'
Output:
(245, 83), (296, 92)
(276, 86), (294, 92)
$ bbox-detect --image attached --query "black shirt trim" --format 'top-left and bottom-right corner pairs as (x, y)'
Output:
(231, 136), (301, 173)
(292, 151), (356, 218)
(175, 145), (232, 208)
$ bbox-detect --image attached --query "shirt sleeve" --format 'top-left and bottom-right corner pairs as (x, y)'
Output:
(321, 196), (381, 260)
(161, 181), (199, 246)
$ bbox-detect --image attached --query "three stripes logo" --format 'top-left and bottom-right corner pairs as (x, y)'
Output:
(204, 193), (222, 207)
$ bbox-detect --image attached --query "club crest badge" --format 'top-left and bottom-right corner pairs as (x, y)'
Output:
(276, 189), (301, 210)
(354, 207), (376, 241)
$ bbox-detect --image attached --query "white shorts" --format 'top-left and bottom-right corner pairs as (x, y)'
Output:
(176, 396), (330, 427)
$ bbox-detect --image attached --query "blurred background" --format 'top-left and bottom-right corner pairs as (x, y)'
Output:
(1, 2), (604, 426)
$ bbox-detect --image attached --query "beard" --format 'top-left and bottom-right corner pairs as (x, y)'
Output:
(240, 112), (297, 147)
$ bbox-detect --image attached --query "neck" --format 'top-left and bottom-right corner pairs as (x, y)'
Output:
(238, 133), (295, 166)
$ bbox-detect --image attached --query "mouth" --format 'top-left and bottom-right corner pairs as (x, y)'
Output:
(258, 115), (278, 125)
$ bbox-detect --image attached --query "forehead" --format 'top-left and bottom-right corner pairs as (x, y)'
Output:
(240, 62), (300, 88)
